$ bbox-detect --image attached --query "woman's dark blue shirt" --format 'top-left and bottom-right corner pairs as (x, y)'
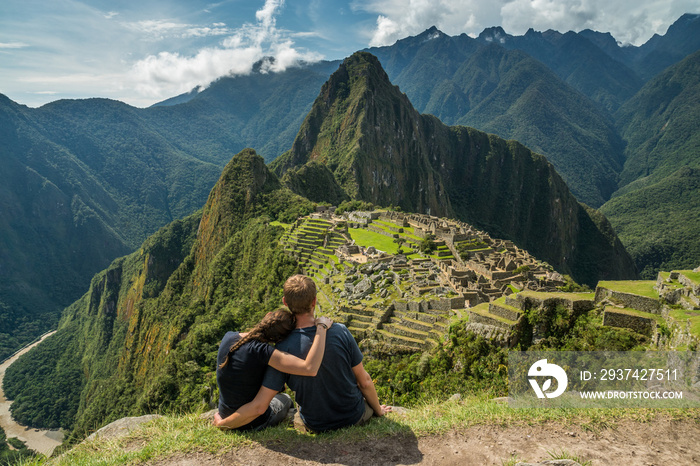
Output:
(216, 331), (275, 429)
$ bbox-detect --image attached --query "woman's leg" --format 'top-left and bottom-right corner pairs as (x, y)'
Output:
(254, 393), (292, 430)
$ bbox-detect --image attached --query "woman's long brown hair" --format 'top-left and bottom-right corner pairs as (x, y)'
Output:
(218, 309), (296, 370)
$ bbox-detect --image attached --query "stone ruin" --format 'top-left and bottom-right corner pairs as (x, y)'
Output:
(278, 210), (578, 351)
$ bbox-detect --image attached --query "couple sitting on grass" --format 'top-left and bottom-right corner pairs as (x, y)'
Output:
(214, 274), (392, 433)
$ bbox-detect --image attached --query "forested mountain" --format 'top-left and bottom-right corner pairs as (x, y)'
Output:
(145, 61), (340, 162)
(475, 26), (643, 113)
(272, 52), (636, 286)
(0, 95), (220, 359)
(366, 31), (627, 207)
(600, 50), (700, 277)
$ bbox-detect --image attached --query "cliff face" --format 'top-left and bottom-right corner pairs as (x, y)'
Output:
(273, 52), (637, 285)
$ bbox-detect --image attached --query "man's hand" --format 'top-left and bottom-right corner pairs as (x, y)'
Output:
(314, 316), (333, 328)
(376, 405), (393, 417)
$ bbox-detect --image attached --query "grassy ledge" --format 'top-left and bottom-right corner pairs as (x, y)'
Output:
(22, 398), (700, 465)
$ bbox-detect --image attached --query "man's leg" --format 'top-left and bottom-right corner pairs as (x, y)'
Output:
(354, 399), (374, 426)
(254, 393), (292, 431)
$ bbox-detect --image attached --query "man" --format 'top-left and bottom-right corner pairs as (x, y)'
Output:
(214, 274), (390, 432)
(263, 274), (391, 432)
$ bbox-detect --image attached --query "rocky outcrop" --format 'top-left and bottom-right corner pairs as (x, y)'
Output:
(86, 415), (162, 441)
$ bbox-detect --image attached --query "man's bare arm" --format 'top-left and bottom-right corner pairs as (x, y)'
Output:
(351, 362), (391, 416)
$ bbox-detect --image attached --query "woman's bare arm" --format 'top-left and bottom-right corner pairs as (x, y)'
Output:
(267, 316), (332, 376)
(213, 386), (277, 430)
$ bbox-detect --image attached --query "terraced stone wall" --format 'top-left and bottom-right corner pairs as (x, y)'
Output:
(594, 287), (662, 314)
(602, 308), (657, 337)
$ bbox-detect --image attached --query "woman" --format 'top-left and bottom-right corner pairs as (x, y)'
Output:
(214, 308), (332, 431)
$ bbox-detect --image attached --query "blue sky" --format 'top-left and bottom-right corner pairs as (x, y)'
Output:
(1, 0), (698, 108)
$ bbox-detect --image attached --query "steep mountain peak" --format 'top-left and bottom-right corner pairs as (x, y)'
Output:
(273, 51), (447, 212)
(579, 29), (621, 48)
(418, 25), (446, 40)
(339, 50), (388, 80)
(541, 29), (563, 41)
(478, 26), (510, 44)
(271, 51), (405, 177)
(195, 149), (282, 266)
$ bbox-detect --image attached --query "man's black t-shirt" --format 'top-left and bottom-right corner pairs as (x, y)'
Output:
(262, 323), (364, 432)
(216, 331), (275, 429)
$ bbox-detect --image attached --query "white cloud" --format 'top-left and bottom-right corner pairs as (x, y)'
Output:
(256, 0), (283, 28)
(104, 11), (119, 20)
(130, 48), (261, 97)
(123, 19), (230, 40)
(124, 19), (191, 39)
(127, 0), (322, 101)
(183, 26), (231, 38)
(354, 0), (700, 47)
(0, 42), (29, 49)
(354, 0), (501, 47)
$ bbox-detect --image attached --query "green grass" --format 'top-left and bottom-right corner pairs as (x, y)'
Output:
(605, 306), (663, 323)
(679, 270), (700, 285)
(26, 400), (700, 465)
(597, 281), (659, 299)
(348, 228), (401, 254)
(546, 448), (592, 466)
(669, 308), (700, 336)
(268, 220), (291, 230)
(373, 219), (404, 229)
(518, 290), (596, 301)
(429, 253), (454, 261)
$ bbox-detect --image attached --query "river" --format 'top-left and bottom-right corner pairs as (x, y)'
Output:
(0, 331), (64, 456)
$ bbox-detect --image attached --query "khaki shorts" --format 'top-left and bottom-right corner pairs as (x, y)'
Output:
(355, 400), (374, 426)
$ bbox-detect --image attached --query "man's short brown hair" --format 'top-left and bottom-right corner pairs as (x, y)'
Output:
(283, 275), (317, 315)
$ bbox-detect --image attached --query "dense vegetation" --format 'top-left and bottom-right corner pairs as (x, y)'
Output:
(601, 168), (700, 278)
(365, 301), (646, 407)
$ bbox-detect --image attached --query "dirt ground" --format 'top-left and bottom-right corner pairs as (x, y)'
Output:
(150, 417), (700, 465)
